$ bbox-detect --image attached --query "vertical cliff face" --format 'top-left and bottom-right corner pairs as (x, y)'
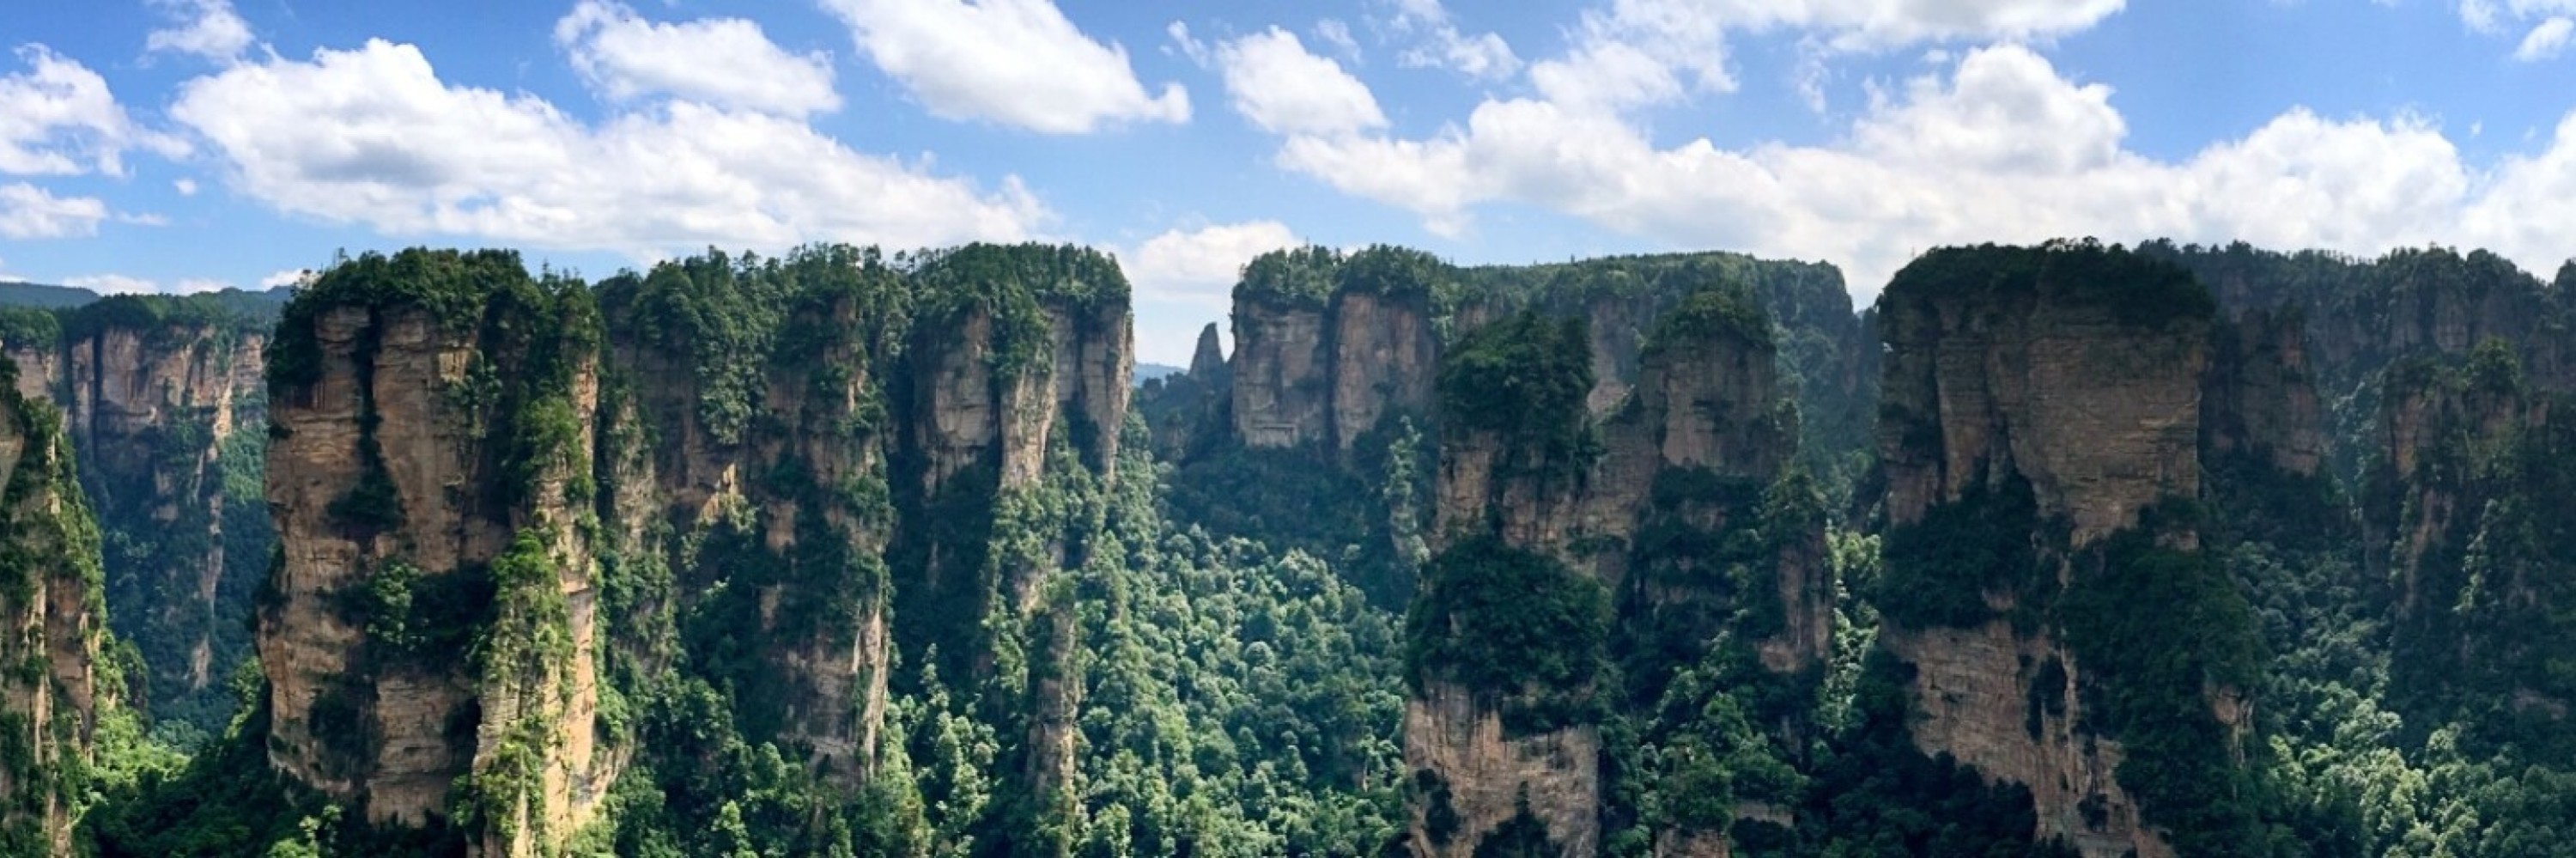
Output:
(2202, 308), (2325, 476)
(0, 355), (116, 856)
(1408, 311), (1608, 858)
(897, 245), (1132, 834)
(1872, 243), (2269, 857)
(597, 251), (914, 787)
(0, 300), (274, 729)
(1225, 247), (1443, 456)
(261, 250), (610, 852)
(1230, 293), (1331, 450)
(1406, 280), (1831, 856)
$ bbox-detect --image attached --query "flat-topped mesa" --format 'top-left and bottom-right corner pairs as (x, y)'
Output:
(0, 352), (118, 855)
(1872, 241), (2268, 857)
(0, 299), (273, 729)
(2148, 241), (2576, 400)
(1201, 246), (1874, 484)
(260, 249), (611, 854)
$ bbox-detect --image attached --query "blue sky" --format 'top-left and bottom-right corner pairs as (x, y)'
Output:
(3, 0), (2573, 363)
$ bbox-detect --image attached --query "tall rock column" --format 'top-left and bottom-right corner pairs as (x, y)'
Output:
(1406, 311), (1610, 858)
(896, 244), (1133, 851)
(260, 249), (611, 854)
(1872, 242), (2257, 856)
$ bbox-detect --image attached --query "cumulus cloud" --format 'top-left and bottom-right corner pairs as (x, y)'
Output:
(1218, 28), (1388, 137)
(64, 273), (157, 293)
(2463, 0), (2576, 33)
(1383, 0), (1521, 80)
(259, 268), (310, 289)
(1121, 220), (1300, 364)
(555, 1), (839, 117)
(1529, 0), (2125, 112)
(1, 46), (183, 176)
(147, 0), (254, 62)
(0, 182), (109, 238)
(1125, 220), (1299, 305)
(2514, 16), (2573, 60)
(170, 40), (1044, 258)
(821, 0), (1188, 133)
(1267, 45), (2571, 295)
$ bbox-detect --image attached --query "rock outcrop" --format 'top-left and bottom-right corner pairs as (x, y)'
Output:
(261, 250), (611, 851)
(1873, 242), (2262, 857)
(0, 353), (117, 856)
(1227, 247), (1442, 457)
(2202, 308), (2325, 476)
(1137, 323), (1228, 461)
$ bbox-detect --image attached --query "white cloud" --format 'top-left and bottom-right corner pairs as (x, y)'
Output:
(2463, 0), (2576, 33)
(64, 274), (156, 293)
(1121, 220), (1299, 364)
(173, 177), (197, 195)
(2464, 113), (2576, 273)
(2514, 16), (2573, 59)
(173, 277), (231, 293)
(555, 0), (839, 117)
(1383, 0), (1521, 80)
(148, 0), (254, 62)
(1125, 221), (1299, 305)
(1218, 28), (1388, 137)
(259, 268), (310, 289)
(1264, 45), (2573, 296)
(1528, 0), (2124, 113)
(821, 0), (1188, 133)
(1, 46), (184, 176)
(0, 182), (109, 238)
(1315, 19), (1362, 58)
(1531, 42), (1686, 112)
(170, 40), (1044, 258)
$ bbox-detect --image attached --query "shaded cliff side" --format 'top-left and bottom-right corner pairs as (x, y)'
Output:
(0, 298), (273, 732)
(2364, 342), (2575, 760)
(1873, 242), (2279, 856)
(0, 352), (125, 855)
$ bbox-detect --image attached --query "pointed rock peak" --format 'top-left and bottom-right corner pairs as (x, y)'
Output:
(1189, 322), (1225, 375)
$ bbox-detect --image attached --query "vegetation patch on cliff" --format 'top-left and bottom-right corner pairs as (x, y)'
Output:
(1406, 535), (1610, 734)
